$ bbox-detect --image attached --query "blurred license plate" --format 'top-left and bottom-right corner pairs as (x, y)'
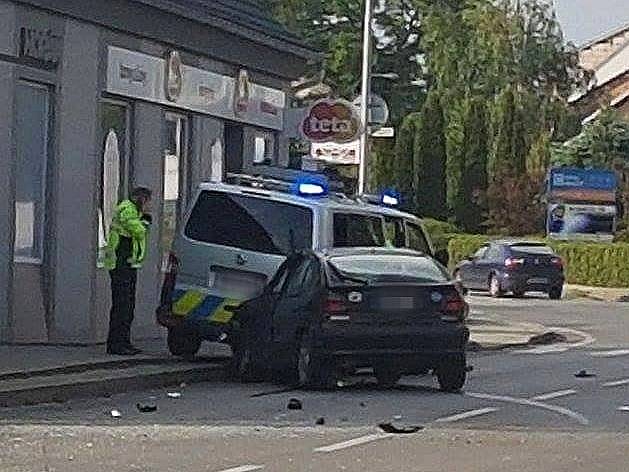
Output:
(375, 296), (415, 310)
(528, 277), (548, 284)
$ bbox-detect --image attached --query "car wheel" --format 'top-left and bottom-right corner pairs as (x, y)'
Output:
(549, 286), (563, 300)
(436, 354), (467, 393)
(512, 288), (526, 298)
(295, 337), (334, 390)
(489, 275), (504, 298)
(375, 369), (402, 388)
(167, 327), (201, 358)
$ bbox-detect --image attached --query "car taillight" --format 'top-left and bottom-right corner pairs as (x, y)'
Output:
(505, 257), (524, 268)
(551, 257), (564, 269)
(324, 294), (350, 321)
(441, 293), (468, 322)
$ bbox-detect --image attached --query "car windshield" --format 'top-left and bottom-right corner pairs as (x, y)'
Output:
(329, 254), (450, 283)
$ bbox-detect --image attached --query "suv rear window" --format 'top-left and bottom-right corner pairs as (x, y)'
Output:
(330, 254), (450, 283)
(333, 214), (385, 247)
(185, 191), (313, 255)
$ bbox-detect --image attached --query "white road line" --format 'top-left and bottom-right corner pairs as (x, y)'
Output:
(314, 433), (393, 453)
(530, 389), (578, 401)
(591, 349), (629, 358)
(466, 392), (589, 425)
(434, 408), (500, 423)
(216, 466), (264, 472)
(602, 378), (629, 388)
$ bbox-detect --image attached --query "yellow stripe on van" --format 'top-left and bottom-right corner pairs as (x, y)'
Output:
(211, 299), (241, 324)
(172, 290), (205, 317)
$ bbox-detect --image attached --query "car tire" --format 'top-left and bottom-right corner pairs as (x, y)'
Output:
(549, 286), (563, 300)
(512, 288), (526, 298)
(167, 327), (201, 358)
(436, 354), (467, 393)
(294, 336), (335, 390)
(375, 369), (402, 388)
(489, 275), (504, 298)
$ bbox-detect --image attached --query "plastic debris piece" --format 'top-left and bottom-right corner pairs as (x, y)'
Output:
(136, 403), (157, 413)
(378, 422), (423, 434)
(110, 410), (122, 418)
(315, 417), (325, 425)
(167, 392), (182, 399)
(575, 370), (596, 378)
(618, 406), (629, 412)
(393, 415), (402, 420)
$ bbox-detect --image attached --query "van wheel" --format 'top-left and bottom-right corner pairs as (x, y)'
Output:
(436, 354), (467, 393)
(167, 327), (201, 358)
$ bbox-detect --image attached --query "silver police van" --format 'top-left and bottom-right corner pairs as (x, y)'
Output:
(157, 172), (435, 357)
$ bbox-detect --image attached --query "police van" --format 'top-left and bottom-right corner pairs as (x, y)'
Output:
(157, 172), (436, 357)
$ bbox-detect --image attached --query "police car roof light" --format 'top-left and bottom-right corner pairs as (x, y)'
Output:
(291, 174), (330, 198)
(381, 189), (400, 207)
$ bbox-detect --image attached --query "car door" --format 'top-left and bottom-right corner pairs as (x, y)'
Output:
(460, 245), (488, 289)
(475, 244), (502, 289)
(271, 255), (322, 351)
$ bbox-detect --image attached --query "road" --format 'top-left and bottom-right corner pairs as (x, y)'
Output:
(2, 295), (629, 471)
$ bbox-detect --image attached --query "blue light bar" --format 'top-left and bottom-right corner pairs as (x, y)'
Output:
(380, 189), (400, 207)
(291, 174), (330, 197)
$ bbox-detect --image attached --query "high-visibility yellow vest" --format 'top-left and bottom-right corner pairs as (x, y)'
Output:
(104, 200), (149, 270)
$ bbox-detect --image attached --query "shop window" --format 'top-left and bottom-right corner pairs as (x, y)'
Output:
(253, 131), (276, 166)
(14, 81), (51, 264)
(98, 101), (130, 267)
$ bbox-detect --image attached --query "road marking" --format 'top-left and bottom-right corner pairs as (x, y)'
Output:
(314, 433), (393, 453)
(434, 407), (500, 423)
(466, 392), (589, 425)
(591, 349), (629, 358)
(517, 327), (595, 355)
(602, 378), (629, 388)
(530, 389), (578, 401)
(217, 466), (264, 472)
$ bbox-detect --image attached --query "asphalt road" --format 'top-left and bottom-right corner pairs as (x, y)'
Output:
(3, 295), (629, 471)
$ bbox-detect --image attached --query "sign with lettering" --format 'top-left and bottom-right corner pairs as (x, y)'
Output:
(18, 26), (62, 66)
(548, 167), (617, 203)
(301, 99), (362, 143)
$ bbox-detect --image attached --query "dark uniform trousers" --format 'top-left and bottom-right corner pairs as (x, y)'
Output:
(108, 267), (138, 349)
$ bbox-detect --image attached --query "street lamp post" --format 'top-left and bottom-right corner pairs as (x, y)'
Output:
(357, 0), (373, 195)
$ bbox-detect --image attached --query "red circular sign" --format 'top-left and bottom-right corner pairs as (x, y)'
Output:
(301, 99), (362, 143)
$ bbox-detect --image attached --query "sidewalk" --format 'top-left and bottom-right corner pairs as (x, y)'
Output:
(565, 284), (629, 303)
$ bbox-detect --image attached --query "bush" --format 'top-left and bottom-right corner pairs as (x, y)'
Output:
(448, 234), (629, 287)
(422, 219), (461, 265)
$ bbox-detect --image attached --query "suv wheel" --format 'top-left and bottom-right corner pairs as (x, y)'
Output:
(295, 337), (334, 389)
(436, 354), (467, 393)
(489, 275), (504, 298)
(167, 327), (201, 358)
(549, 286), (563, 300)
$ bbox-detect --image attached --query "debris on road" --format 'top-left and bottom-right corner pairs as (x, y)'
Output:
(110, 410), (122, 418)
(287, 398), (303, 410)
(575, 370), (596, 378)
(359, 402), (367, 408)
(167, 392), (182, 399)
(315, 417), (325, 425)
(529, 332), (568, 346)
(378, 422), (423, 434)
(136, 403), (157, 413)
(393, 415), (403, 420)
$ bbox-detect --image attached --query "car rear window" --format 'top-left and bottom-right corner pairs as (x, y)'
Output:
(185, 191), (313, 255)
(330, 254), (450, 283)
(333, 213), (385, 247)
(510, 244), (554, 255)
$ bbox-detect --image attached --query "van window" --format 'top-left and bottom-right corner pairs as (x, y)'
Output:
(407, 222), (430, 253)
(384, 217), (406, 248)
(333, 213), (385, 247)
(185, 191), (313, 255)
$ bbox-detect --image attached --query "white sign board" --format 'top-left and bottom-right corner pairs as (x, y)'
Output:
(352, 94), (390, 128)
(310, 140), (360, 165)
(106, 46), (286, 130)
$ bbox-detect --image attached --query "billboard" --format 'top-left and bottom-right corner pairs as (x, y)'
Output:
(548, 167), (617, 203)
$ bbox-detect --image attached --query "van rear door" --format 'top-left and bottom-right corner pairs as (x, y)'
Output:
(171, 190), (314, 325)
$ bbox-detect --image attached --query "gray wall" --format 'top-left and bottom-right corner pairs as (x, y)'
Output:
(51, 20), (100, 342)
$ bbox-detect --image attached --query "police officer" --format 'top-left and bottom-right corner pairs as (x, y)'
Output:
(104, 187), (153, 355)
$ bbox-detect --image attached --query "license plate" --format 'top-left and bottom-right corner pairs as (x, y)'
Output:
(528, 277), (548, 284)
(375, 296), (415, 310)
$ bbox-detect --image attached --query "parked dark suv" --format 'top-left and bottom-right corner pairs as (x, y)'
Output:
(454, 241), (564, 299)
(228, 248), (470, 391)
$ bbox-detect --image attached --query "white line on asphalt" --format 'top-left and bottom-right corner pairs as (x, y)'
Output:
(530, 389), (578, 401)
(466, 392), (590, 425)
(602, 378), (629, 388)
(591, 349), (629, 358)
(216, 466), (264, 472)
(314, 433), (393, 453)
(434, 408), (500, 423)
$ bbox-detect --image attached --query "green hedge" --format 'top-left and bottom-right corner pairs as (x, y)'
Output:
(448, 235), (629, 288)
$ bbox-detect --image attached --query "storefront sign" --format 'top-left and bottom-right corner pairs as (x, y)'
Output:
(106, 47), (285, 130)
(310, 140), (360, 165)
(301, 99), (362, 143)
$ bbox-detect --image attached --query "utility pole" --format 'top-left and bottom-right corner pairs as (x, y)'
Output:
(357, 0), (373, 195)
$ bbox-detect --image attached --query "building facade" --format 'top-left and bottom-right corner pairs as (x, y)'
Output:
(0, 0), (316, 344)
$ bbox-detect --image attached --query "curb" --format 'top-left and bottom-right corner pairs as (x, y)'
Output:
(0, 362), (227, 409)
